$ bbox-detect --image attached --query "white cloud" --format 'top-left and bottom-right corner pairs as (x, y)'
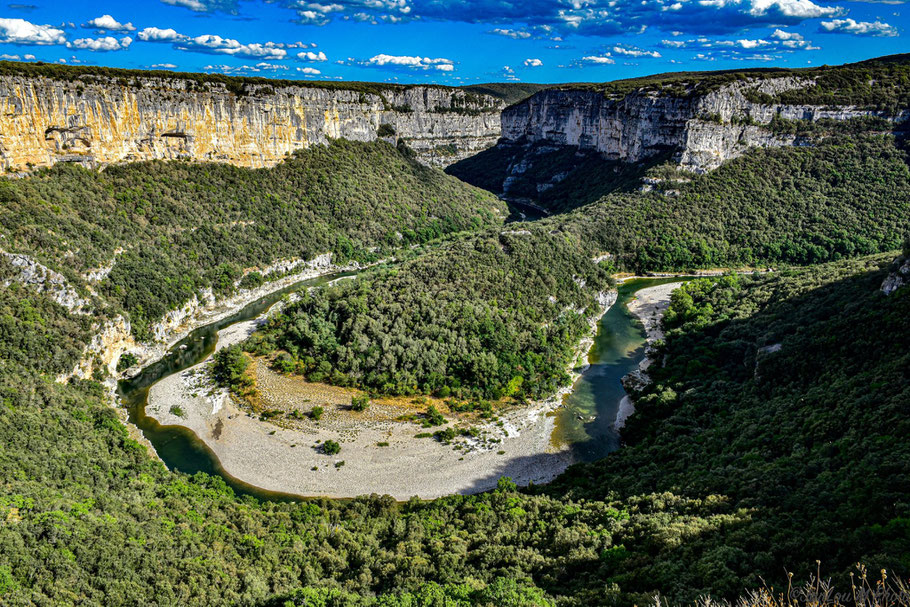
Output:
(523, 58), (543, 67)
(581, 55), (616, 64)
(204, 62), (290, 75)
(162, 0), (240, 13)
(661, 31), (818, 55)
(68, 36), (133, 52)
(138, 27), (288, 59)
(747, 0), (842, 17)
(771, 28), (803, 40)
(490, 28), (532, 39)
(0, 52), (35, 60)
(365, 54), (455, 71)
(820, 18), (898, 36)
(297, 50), (327, 62)
(151, 63), (178, 69)
(736, 38), (769, 48)
(83, 15), (135, 31)
(181, 34), (287, 59)
(137, 27), (181, 42)
(297, 66), (321, 75)
(0, 18), (66, 45)
(612, 44), (661, 58)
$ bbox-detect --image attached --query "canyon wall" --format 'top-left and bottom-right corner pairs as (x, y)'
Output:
(500, 77), (907, 173)
(0, 74), (503, 171)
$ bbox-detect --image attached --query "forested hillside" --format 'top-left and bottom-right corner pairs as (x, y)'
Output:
(1, 247), (907, 605)
(0, 139), (505, 340)
(453, 134), (910, 269)
(232, 133), (910, 409)
(544, 254), (910, 600)
(574, 134), (910, 270)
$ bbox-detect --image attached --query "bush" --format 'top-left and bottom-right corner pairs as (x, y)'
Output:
(422, 405), (446, 427)
(351, 395), (369, 412)
(212, 345), (254, 396)
(116, 352), (139, 372)
(321, 440), (340, 455)
(310, 406), (324, 421)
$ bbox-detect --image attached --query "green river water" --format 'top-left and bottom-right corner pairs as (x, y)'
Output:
(119, 273), (687, 501)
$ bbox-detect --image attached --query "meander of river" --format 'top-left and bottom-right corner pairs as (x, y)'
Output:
(119, 272), (686, 501)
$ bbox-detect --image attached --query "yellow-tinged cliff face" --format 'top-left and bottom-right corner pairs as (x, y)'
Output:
(0, 75), (504, 171)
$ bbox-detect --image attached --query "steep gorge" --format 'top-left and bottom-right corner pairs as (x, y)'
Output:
(451, 60), (910, 207)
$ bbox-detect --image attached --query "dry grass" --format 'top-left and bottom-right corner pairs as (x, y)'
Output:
(666, 565), (910, 607)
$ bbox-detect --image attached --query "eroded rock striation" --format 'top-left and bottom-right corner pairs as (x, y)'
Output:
(0, 74), (503, 170)
(500, 77), (908, 174)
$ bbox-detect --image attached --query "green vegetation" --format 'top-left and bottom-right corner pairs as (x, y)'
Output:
(351, 395), (370, 412)
(573, 135), (910, 271)
(1, 57), (910, 606)
(321, 440), (341, 455)
(0, 139), (504, 339)
(212, 345), (255, 397)
(547, 54), (910, 109)
(0, 257), (93, 375)
(423, 405), (447, 427)
(116, 352), (139, 372)
(544, 254), (910, 600)
(310, 405), (324, 421)
(240, 226), (612, 401)
(4, 251), (906, 606)
(1, 177), (909, 605)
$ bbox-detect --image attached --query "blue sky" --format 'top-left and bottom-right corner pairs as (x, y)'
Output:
(0, 0), (905, 84)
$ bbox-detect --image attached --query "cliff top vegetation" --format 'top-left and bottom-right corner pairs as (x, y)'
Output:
(0, 60), (541, 105)
(539, 53), (910, 110)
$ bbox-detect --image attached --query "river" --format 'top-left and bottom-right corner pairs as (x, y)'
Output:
(552, 277), (692, 461)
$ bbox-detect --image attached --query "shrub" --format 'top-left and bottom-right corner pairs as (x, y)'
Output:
(321, 440), (340, 455)
(117, 352), (139, 372)
(351, 395), (369, 412)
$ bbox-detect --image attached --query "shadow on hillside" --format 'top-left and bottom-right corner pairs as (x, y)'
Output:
(447, 142), (669, 217)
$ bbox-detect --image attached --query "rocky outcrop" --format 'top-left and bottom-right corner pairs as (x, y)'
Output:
(882, 255), (910, 295)
(60, 253), (359, 382)
(500, 77), (908, 174)
(0, 75), (503, 170)
(1, 250), (91, 312)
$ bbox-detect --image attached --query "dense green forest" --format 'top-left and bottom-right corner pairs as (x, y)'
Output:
(453, 134), (910, 270)
(545, 254), (910, 599)
(238, 226), (612, 400)
(1, 252), (907, 605)
(0, 139), (505, 339)
(573, 135), (910, 271)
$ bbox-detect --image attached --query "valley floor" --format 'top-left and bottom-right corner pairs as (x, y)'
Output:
(144, 281), (686, 499)
(146, 315), (573, 500)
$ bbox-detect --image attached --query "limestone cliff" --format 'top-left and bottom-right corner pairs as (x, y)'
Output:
(0, 73), (503, 170)
(499, 76), (908, 174)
